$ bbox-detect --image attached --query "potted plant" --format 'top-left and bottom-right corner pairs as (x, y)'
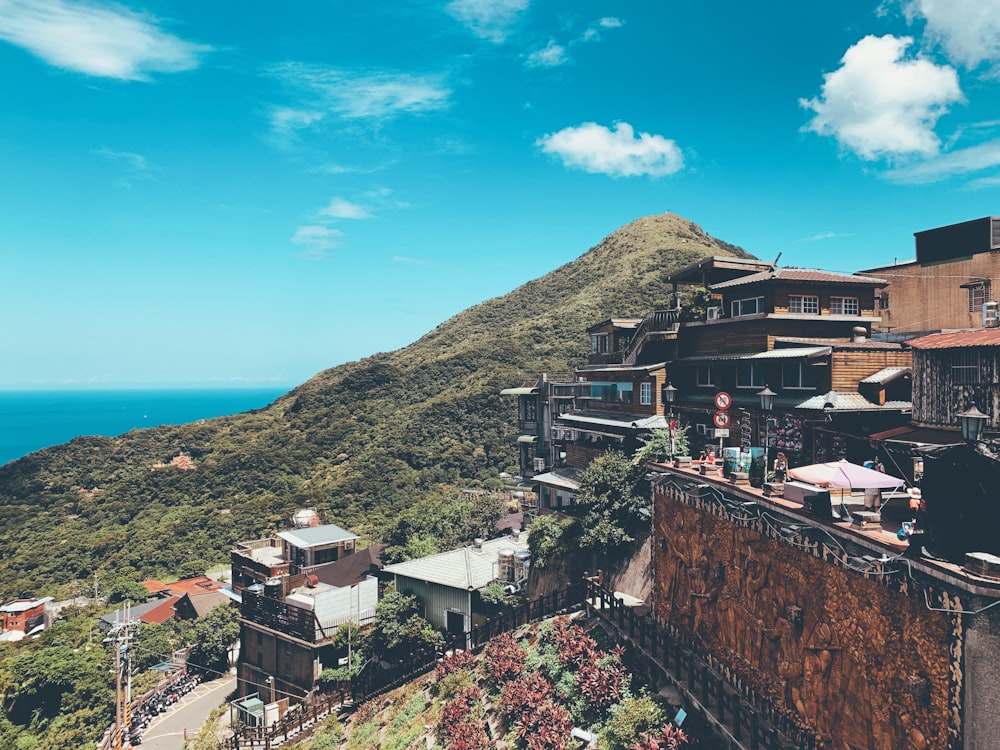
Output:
(633, 426), (690, 466)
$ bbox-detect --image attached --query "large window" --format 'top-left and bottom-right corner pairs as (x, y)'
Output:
(591, 334), (610, 353)
(952, 350), (981, 384)
(518, 397), (537, 422)
(788, 295), (819, 314)
(782, 361), (818, 389)
(830, 297), (859, 315)
(696, 365), (714, 387)
(737, 363), (764, 389)
(640, 382), (652, 405)
(590, 381), (633, 404)
(730, 297), (764, 317)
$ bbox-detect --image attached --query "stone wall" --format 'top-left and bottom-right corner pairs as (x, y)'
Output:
(653, 484), (961, 750)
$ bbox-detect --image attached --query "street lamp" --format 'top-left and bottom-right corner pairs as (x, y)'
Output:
(663, 383), (678, 461)
(958, 404), (988, 442)
(758, 386), (776, 477)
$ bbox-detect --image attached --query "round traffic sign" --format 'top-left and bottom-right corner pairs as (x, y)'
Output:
(714, 391), (732, 410)
(713, 411), (731, 428)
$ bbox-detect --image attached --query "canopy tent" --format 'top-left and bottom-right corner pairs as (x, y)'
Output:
(788, 459), (905, 489)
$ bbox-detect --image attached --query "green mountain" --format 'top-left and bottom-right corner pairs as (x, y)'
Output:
(0, 213), (752, 599)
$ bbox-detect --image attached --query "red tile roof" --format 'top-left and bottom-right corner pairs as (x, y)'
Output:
(907, 329), (1000, 349)
(140, 595), (179, 625)
(143, 576), (224, 598)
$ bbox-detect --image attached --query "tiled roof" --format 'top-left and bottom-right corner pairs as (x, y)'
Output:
(908, 329), (1000, 349)
(710, 267), (887, 290)
(277, 523), (358, 548)
(143, 576), (225, 597)
(383, 533), (529, 591)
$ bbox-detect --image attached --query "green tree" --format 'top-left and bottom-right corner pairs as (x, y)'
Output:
(576, 451), (647, 555)
(364, 586), (443, 663)
(633, 426), (690, 464)
(527, 514), (575, 569)
(187, 604), (239, 676)
(107, 578), (150, 604)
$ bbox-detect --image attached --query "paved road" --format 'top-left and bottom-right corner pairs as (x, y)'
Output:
(140, 674), (236, 749)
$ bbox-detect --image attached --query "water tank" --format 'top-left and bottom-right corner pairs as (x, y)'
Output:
(264, 577), (283, 599)
(497, 548), (515, 581)
(514, 551), (531, 581)
(292, 508), (320, 528)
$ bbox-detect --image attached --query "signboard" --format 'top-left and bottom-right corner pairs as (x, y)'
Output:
(714, 391), (732, 411)
(713, 411), (731, 428)
(710, 428), (730, 438)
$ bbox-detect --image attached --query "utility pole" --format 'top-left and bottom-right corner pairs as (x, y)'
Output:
(105, 603), (138, 750)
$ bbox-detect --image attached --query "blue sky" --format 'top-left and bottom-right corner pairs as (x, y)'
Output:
(2, 0), (1000, 389)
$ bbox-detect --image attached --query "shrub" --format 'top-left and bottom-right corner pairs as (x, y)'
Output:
(600, 693), (669, 750)
(516, 699), (573, 750)
(499, 671), (554, 722)
(483, 632), (525, 683)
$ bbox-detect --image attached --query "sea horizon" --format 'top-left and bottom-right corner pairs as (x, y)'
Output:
(0, 386), (291, 467)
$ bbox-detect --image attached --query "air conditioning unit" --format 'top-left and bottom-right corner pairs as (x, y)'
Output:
(532, 457), (546, 472)
(706, 306), (722, 321)
(984, 301), (999, 328)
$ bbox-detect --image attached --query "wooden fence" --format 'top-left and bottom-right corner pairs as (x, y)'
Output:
(585, 579), (822, 750)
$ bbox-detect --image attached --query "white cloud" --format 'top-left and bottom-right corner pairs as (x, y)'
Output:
(536, 121), (683, 178)
(525, 40), (567, 68)
(268, 63), (451, 121)
(883, 139), (1000, 182)
(800, 35), (963, 160)
(290, 225), (344, 259)
(579, 16), (624, 43)
(447, 0), (530, 43)
(269, 107), (325, 138)
(319, 198), (372, 220)
(904, 0), (1000, 70)
(0, 0), (210, 80)
(393, 255), (429, 266)
(92, 147), (151, 173)
(801, 232), (852, 242)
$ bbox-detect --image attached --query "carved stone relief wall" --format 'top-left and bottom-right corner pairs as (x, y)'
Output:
(653, 491), (959, 750)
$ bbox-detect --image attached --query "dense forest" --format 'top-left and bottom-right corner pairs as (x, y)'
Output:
(0, 213), (752, 600)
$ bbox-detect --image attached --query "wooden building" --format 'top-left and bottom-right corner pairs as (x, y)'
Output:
(907, 328), (1000, 439)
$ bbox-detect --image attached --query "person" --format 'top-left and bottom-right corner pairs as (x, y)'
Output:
(773, 452), (788, 483)
(873, 456), (885, 473)
(907, 487), (922, 524)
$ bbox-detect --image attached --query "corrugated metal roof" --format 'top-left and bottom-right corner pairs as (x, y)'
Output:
(678, 346), (831, 363)
(383, 533), (529, 590)
(794, 391), (911, 412)
(531, 470), (581, 491)
(860, 367), (911, 384)
(277, 524), (358, 549)
(559, 411), (669, 429)
(577, 362), (668, 373)
(500, 387), (538, 395)
(711, 267), (887, 290)
(908, 329), (1000, 349)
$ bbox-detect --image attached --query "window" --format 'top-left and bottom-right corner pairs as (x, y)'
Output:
(952, 350), (980, 384)
(967, 282), (990, 313)
(640, 382), (652, 405)
(696, 365), (714, 387)
(737, 363), (764, 389)
(519, 397), (537, 422)
(782, 362), (817, 389)
(788, 295), (819, 314)
(591, 334), (609, 353)
(590, 381), (633, 403)
(879, 293), (889, 311)
(830, 297), (859, 316)
(730, 297), (764, 317)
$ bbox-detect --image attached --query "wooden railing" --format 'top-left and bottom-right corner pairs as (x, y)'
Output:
(585, 579), (821, 750)
(621, 308), (680, 364)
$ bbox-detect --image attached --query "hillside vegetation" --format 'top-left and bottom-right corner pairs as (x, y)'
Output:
(0, 213), (752, 600)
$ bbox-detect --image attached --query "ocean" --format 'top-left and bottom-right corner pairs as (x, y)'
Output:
(0, 387), (290, 467)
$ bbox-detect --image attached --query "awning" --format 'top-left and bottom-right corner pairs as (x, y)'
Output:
(500, 387), (538, 395)
(869, 425), (963, 447)
(559, 412), (669, 430)
(516, 435), (538, 443)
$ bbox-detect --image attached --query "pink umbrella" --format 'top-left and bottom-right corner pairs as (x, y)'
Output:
(787, 459), (904, 489)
